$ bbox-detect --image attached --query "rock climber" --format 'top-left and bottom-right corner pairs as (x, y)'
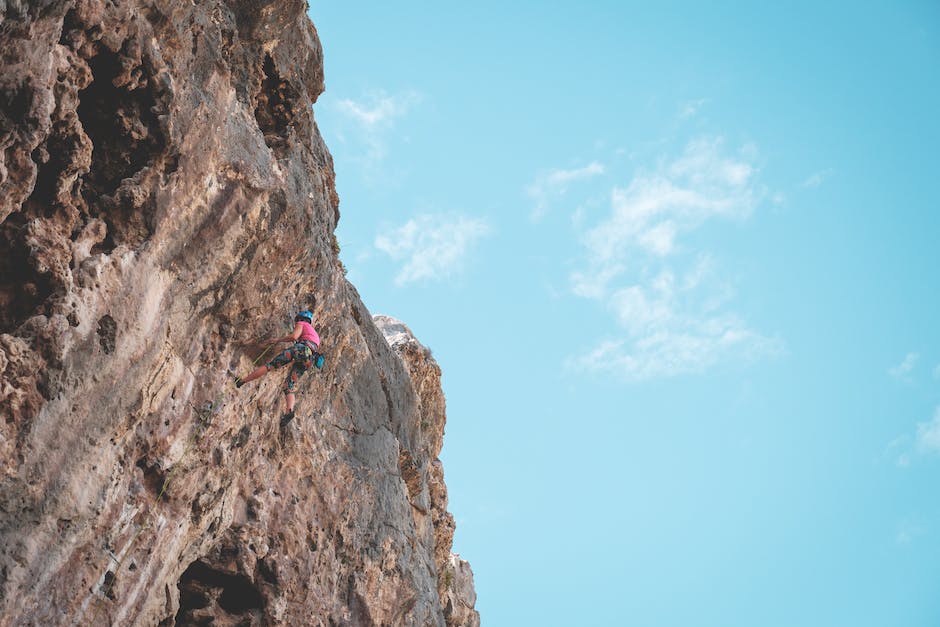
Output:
(234, 309), (323, 427)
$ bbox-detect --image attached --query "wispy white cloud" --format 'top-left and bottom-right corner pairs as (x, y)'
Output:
(572, 317), (778, 380)
(679, 98), (709, 119)
(569, 137), (779, 380)
(375, 214), (490, 285)
(580, 138), (757, 276)
(915, 407), (940, 455)
(335, 90), (420, 128)
(330, 89), (421, 174)
(800, 168), (834, 188)
(886, 407), (940, 467)
(884, 435), (912, 468)
(896, 519), (925, 545)
(888, 352), (919, 380)
(527, 162), (605, 221)
(571, 263), (624, 300)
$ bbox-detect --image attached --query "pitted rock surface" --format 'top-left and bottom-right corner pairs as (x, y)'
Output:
(0, 2), (477, 625)
(373, 315), (480, 627)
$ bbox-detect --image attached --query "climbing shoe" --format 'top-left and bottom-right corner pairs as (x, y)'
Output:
(234, 376), (244, 389)
(280, 410), (295, 428)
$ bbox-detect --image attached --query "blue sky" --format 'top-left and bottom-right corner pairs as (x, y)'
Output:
(307, 2), (940, 625)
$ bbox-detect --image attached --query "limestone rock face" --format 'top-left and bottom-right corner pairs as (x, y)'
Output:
(0, 2), (477, 625)
(442, 554), (480, 627)
(373, 316), (480, 627)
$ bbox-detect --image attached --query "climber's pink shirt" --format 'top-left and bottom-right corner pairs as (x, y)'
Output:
(297, 320), (320, 347)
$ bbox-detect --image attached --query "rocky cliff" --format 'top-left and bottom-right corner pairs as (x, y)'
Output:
(0, 1), (478, 625)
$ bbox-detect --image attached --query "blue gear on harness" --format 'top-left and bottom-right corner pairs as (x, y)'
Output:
(299, 339), (324, 369)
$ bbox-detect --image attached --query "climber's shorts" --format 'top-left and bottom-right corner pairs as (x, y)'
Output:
(267, 342), (315, 394)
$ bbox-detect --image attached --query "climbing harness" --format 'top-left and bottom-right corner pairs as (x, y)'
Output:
(298, 338), (325, 369)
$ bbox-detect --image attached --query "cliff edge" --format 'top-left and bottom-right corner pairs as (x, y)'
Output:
(0, 1), (478, 625)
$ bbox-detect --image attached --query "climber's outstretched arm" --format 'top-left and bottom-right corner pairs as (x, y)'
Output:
(267, 322), (304, 345)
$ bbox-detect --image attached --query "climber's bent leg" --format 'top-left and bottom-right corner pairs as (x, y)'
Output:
(267, 347), (295, 370)
(279, 355), (311, 426)
(236, 347), (295, 388)
(240, 364), (269, 385)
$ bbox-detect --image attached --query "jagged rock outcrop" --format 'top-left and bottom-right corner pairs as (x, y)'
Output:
(0, 1), (477, 625)
(373, 316), (479, 627)
(441, 554), (479, 627)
